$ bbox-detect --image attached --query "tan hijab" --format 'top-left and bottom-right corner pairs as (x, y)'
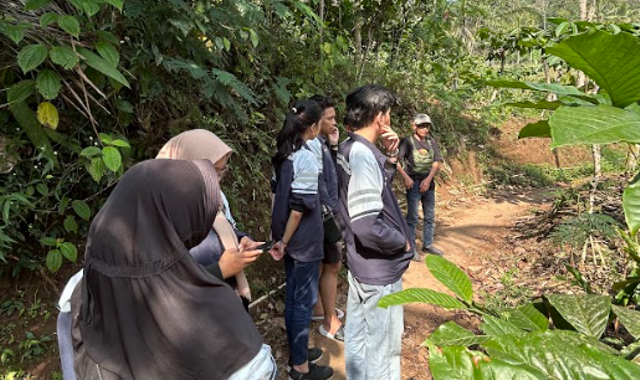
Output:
(156, 128), (232, 163)
(156, 129), (251, 301)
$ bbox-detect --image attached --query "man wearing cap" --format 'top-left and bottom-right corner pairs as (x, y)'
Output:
(397, 113), (444, 258)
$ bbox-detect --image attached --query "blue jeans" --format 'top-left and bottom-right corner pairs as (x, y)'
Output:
(345, 271), (403, 380)
(406, 180), (435, 248)
(284, 256), (320, 366)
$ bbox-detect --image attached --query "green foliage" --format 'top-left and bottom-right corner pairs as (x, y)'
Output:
(488, 28), (640, 234)
(518, 120), (550, 138)
(550, 213), (621, 248)
(16, 45), (47, 74)
(624, 174), (640, 236)
(0, 0), (498, 277)
(426, 255), (474, 303)
(546, 31), (640, 108)
(381, 257), (640, 379)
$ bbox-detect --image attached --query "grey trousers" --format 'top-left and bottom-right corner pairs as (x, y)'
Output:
(344, 271), (403, 380)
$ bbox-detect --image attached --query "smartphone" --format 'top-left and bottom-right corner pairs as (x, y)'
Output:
(256, 241), (274, 252)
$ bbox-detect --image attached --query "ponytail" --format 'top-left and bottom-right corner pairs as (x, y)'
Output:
(272, 99), (322, 173)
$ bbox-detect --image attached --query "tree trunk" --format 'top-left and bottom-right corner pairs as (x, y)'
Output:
(579, 0), (588, 19)
(627, 144), (639, 172)
(354, 15), (364, 66)
(319, 0), (324, 65)
(589, 144), (601, 213)
(357, 26), (375, 83)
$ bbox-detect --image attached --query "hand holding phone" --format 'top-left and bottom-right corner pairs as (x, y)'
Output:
(256, 240), (274, 252)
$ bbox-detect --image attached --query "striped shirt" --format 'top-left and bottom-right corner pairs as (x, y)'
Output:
(308, 136), (339, 212)
(337, 133), (413, 285)
(271, 147), (323, 262)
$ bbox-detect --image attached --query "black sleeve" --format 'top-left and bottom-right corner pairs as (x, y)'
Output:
(205, 263), (224, 280)
(431, 138), (443, 162)
(398, 137), (410, 161)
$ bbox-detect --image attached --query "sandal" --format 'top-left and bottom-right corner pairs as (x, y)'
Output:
(318, 324), (345, 342)
(311, 308), (344, 321)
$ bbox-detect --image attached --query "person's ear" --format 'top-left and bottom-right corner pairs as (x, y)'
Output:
(374, 112), (384, 128)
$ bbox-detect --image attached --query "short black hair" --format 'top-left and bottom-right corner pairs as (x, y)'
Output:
(345, 84), (396, 130)
(309, 95), (336, 112)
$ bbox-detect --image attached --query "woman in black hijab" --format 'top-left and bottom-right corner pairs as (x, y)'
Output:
(70, 159), (273, 380)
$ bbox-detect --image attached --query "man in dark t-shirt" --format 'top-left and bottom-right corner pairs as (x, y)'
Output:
(397, 113), (444, 258)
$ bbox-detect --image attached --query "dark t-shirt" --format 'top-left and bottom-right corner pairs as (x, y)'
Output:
(398, 135), (442, 181)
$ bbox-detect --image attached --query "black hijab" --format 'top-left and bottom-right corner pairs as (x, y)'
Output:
(71, 159), (262, 380)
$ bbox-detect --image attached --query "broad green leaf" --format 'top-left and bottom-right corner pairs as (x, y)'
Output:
(471, 357), (543, 380)
(550, 105), (640, 148)
(612, 277), (640, 291)
(484, 330), (640, 380)
(223, 37), (231, 51)
(518, 120), (550, 139)
(7, 80), (35, 104)
(7, 82), (56, 162)
(36, 70), (62, 100)
(498, 304), (548, 332)
(486, 80), (596, 102)
(2, 202), (11, 224)
(545, 294), (611, 338)
(50, 46), (78, 70)
(96, 30), (119, 45)
(102, 146), (122, 172)
(36, 183), (48, 195)
(57, 16), (80, 38)
(103, 0), (124, 11)
(292, 1), (324, 26)
(39, 237), (57, 247)
(4, 24), (27, 44)
(115, 99), (134, 113)
(88, 157), (105, 182)
(503, 100), (562, 110)
(109, 139), (130, 148)
(25, 0), (53, 11)
(63, 216), (78, 234)
(481, 315), (525, 337)
(60, 242), (77, 262)
(46, 249), (62, 272)
(623, 173), (640, 236)
(77, 47), (130, 88)
(378, 288), (466, 309)
(80, 0), (100, 16)
(39, 13), (59, 28)
(95, 41), (119, 67)
(547, 31), (640, 108)
(428, 344), (475, 380)
(72, 200), (91, 221)
(37, 102), (59, 130)
(429, 345), (544, 380)
(426, 255), (473, 303)
(250, 28), (259, 48)
(426, 321), (490, 347)
(612, 305), (640, 339)
(17, 44), (48, 73)
(80, 146), (102, 157)
(99, 133), (113, 144)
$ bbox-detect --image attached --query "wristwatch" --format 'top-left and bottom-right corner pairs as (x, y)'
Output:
(387, 149), (399, 158)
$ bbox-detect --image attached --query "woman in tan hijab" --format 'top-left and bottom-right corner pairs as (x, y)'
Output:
(157, 129), (263, 307)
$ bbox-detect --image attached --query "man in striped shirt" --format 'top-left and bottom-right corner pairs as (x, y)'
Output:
(336, 85), (414, 380)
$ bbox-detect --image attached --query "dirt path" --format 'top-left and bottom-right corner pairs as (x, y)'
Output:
(304, 189), (552, 380)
